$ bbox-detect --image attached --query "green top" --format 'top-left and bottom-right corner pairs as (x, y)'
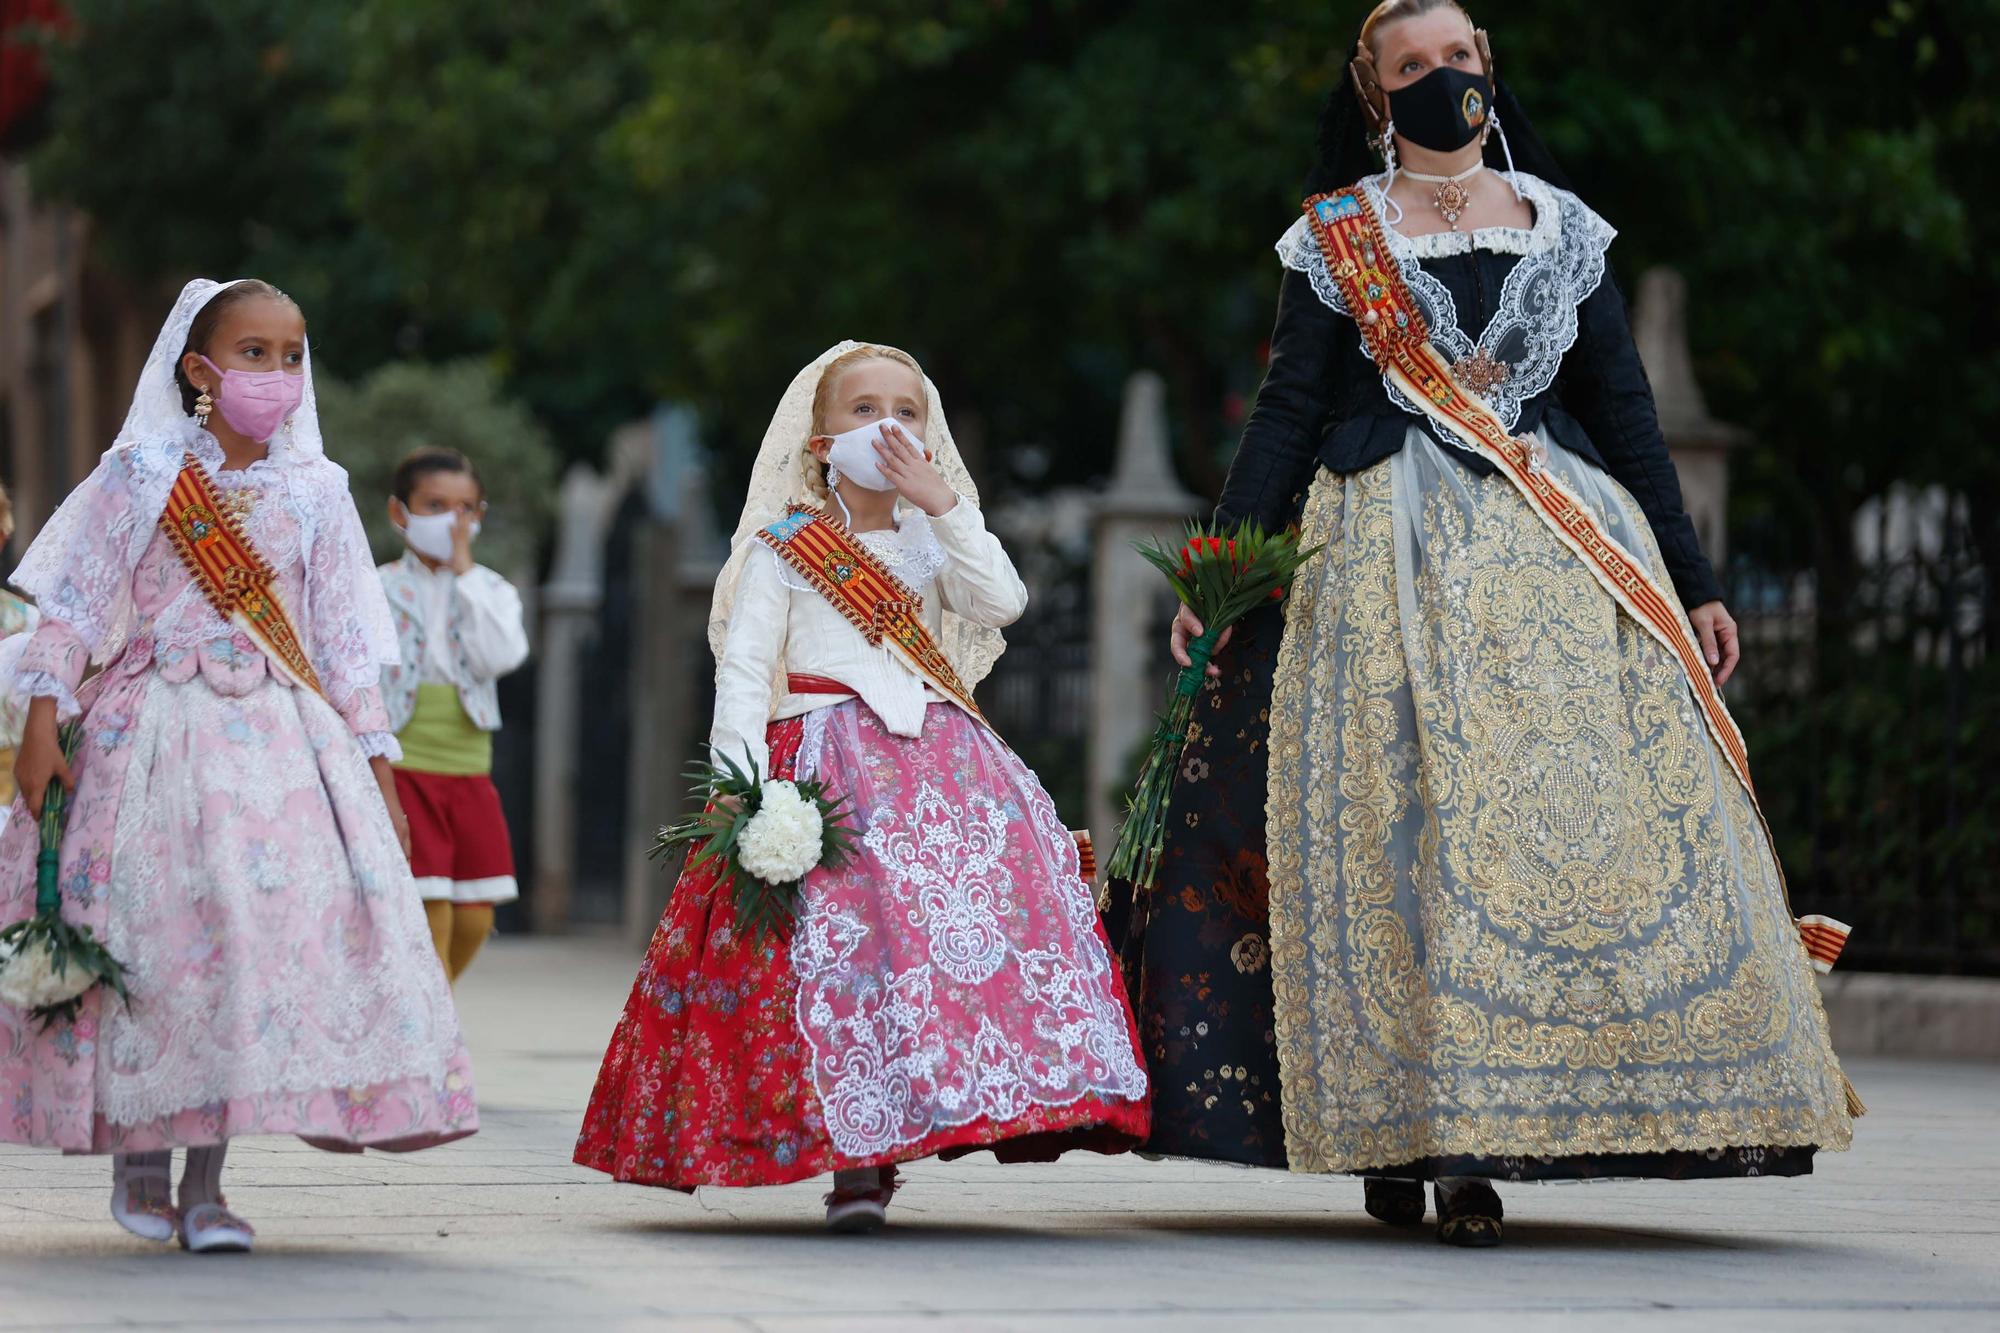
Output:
(394, 682), (492, 776)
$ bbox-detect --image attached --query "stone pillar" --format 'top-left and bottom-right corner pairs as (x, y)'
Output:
(1088, 372), (1200, 862)
(531, 463), (613, 934)
(622, 405), (721, 945)
(1632, 267), (1748, 571)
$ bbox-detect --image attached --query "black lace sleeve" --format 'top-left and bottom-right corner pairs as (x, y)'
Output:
(1215, 269), (1343, 531)
(1558, 275), (1724, 609)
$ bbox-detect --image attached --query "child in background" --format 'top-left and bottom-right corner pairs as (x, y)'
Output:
(379, 447), (529, 983)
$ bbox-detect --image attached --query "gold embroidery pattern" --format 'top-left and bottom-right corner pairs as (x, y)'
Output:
(1266, 454), (1852, 1173)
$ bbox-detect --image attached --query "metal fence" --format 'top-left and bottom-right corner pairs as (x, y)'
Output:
(1725, 486), (1995, 974)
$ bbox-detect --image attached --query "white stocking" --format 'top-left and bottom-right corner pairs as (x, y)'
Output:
(180, 1140), (229, 1211)
(112, 1150), (170, 1212)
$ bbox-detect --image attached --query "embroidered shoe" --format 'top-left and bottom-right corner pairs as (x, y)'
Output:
(178, 1199), (255, 1254)
(1362, 1177), (1427, 1227)
(1434, 1179), (1503, 1248)
(110, 1157), (178, 1244)
(823, 1164), (900, 1234)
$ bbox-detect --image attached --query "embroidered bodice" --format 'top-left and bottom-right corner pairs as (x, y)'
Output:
(709, 499), (1026, 779)
(1277, 172), (1616, 439)
(1215, 171), (1723, 610)
(6, 432), (403, 748)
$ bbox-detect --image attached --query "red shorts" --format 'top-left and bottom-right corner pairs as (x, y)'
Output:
(392, 768), (519, 904)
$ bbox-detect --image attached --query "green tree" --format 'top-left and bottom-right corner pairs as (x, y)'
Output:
(316, 359), (560, 580)
(28, 1), (469, 376)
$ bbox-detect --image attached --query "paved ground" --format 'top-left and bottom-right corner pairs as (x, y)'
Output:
(2, 937), (1996, 1332)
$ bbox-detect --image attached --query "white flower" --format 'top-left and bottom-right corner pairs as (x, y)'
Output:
(0, 933), (94, 1011)
(736, 781), (826, 884)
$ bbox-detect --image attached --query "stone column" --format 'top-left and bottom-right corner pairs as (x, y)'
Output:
(1087, 372), (1200, 862)
(1633, 267), (1748, 570)
(531, 463), (613, 934)
(622, 405), (723, 945)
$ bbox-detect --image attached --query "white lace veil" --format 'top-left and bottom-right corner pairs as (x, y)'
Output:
(8, 278), (396, 688)
(707, 341), (1007, 691)
(113, 277), (330, 466)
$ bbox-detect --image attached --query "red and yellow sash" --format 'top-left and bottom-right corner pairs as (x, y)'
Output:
(756, 504), (986, 725)
(158, 455), (325, 698)
(1304, 187), (1756, 800)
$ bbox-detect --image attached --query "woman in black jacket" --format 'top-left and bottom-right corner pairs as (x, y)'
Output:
(1106, 0), (1854, 1248)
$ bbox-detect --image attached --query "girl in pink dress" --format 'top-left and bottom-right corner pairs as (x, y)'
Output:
(0, 279), (476, 1253)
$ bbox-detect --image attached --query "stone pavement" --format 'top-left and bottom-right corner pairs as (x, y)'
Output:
(2, 937), (1996, 1332)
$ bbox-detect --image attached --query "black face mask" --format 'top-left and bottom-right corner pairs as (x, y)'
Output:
(1386, 66), (1491, 153)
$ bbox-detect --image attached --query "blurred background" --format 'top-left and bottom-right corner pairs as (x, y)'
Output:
(0, 1), (1991, 971)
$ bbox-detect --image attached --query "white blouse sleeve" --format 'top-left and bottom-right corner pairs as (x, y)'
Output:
(928, 499), (1028, 628)
(452, 566), (531, 680)
(708, 543), (789, 780)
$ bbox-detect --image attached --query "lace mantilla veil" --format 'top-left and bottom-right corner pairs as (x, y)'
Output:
(5, 278), (398, 694)
(707, 340), (1007, 696)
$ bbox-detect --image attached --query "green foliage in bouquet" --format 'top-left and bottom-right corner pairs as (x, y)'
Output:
(1105, 519), (1323, 893)
(653, 748), (860, 942)
(0, 724), (131, 1031)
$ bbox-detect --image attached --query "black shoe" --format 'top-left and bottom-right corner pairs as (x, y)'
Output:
(1363, 1177), (1427, 1227)
(1434, 1180), (1503, 1248)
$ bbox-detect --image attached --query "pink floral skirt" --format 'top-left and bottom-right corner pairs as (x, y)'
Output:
(0, 642), (476, 1153)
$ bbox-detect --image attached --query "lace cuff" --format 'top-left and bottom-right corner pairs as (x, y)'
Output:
(355, 731), (403, 762)
(15, 671), (84, 722)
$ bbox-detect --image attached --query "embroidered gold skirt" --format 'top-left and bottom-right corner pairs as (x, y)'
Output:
(1265, 427), (1853, 1174)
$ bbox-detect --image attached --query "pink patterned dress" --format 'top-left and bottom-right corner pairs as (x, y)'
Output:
(0, 432), (476, 1153)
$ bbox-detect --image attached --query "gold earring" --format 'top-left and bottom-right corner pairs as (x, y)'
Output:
(194, 385), (214, 428)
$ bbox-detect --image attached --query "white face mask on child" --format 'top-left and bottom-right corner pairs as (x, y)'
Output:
(402, 511), (479, 563)
(821, 419), (927, 493)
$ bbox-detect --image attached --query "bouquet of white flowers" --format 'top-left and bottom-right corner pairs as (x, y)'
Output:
(0, 723), (129, 1028)
(653, 748), (859, 940)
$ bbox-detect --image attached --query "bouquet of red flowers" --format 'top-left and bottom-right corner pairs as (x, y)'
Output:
(1105, 519), (1322, 891)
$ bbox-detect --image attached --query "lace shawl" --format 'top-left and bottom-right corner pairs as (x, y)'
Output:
(1275, 172), (1618, 441)
(5, 279), (399, 705)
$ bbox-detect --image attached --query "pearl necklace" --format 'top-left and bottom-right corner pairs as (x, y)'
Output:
(1399, 161), (1485, 231)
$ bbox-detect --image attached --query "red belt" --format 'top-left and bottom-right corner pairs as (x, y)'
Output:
(787, 673), (857, 698)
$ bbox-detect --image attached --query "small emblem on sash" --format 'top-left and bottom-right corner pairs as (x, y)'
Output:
(182, 503), (219, 546)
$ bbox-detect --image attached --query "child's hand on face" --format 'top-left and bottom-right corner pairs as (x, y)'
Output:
(875, 423), (957, 517)
(450, 509), (478, 576)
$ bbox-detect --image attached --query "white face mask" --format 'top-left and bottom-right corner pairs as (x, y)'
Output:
(401, 510), (480, 563)
(821, 419), (925, 493)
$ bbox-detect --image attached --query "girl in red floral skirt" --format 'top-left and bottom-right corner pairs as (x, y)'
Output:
(574, 342), (1150, 1231)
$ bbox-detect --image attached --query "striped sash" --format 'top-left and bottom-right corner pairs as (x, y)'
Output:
(755, 504), (986, 725)
(157, 455), (325, 698)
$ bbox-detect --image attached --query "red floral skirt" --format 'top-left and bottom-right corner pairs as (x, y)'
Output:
(574, 707), (1150, 1190)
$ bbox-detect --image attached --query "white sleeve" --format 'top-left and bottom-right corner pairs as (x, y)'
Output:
(451, 566), (531, 680)
(929, 499), (1028, 628)
(707, 544), (789, 781)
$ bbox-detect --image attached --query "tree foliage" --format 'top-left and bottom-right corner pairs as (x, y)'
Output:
(315, 359), (560, 581)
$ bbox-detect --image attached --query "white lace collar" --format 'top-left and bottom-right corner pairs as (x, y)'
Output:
(853, 509), (947, 590)
(1274, 171), (1617, 436)
(771, 506), (949, 597)
(1368, 172), (1560, 258)
(185, 429), (283, 480)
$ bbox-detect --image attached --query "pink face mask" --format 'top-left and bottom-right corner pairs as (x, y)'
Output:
(198, 354), (305, 443)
